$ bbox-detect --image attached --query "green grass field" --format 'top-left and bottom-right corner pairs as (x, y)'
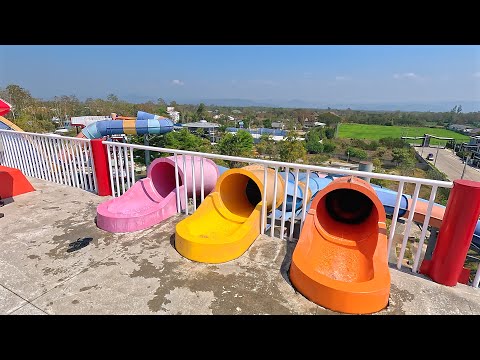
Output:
(338, 123), (469, 144)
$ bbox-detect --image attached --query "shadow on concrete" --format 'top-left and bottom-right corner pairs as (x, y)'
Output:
(0, 196), (14, 206)
(280, 239), (297, 289)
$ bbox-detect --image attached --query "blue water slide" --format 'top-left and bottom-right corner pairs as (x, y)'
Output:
(473, 222), (480, 247)
(370, 185), (409, 217)
(273, 171), (315, 221)
(81, 111), (174, 139)
(217, 165), (229, 176)
(136, 111), (164, 120)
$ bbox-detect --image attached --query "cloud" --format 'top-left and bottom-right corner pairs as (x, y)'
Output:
(393, 72), (418, 79)
(171, 79), (184, 86)
(474, 72), (480, 78)
(335, 76), (350, 81)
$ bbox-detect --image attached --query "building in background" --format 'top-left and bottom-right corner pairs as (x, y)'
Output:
(181, 119), (220, 142)
(166, 106), (180, 122)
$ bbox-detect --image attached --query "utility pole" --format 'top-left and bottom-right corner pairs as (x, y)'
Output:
(433, 145), (440, 167)
(461, 155), (469, 179)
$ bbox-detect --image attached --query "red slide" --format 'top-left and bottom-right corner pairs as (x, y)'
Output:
(0, 166), (35, 199)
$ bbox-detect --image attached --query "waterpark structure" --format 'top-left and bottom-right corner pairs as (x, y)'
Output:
(76, 111), (174, 139)
(1, 99), (480, 313)
(289, 176), (390, 314)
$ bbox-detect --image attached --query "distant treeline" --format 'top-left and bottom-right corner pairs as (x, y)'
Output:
(1, 83), (479, 133)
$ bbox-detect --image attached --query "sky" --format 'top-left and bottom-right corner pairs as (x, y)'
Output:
(1, 45), (480, 106)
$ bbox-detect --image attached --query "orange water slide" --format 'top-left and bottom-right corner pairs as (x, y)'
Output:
(289, 176), (390, 314)
(404, 198), (445, 229)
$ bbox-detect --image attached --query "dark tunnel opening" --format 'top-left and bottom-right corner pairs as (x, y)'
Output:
(325, 189), (373, 224)
(246, 179), (262, 206)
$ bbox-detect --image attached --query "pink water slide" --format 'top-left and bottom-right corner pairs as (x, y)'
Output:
(96, 155), (219, 233)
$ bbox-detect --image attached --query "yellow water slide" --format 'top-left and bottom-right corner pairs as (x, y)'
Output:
(0, 116), (24, 132)
(175, 165), (285, 263)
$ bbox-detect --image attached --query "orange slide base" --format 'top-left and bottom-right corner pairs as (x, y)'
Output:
(290, 176), (390, 314)
(0, 166), (35, 199)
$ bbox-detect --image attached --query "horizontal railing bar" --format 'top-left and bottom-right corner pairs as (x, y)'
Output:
(0, 129), (91, 142)
(103, 140), (453, 188)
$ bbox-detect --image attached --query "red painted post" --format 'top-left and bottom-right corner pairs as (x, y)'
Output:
(90, 138), (112, 196)
(420, 179), (480, 286)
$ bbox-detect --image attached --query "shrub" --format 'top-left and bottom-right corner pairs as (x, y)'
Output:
(323, 141), (336, 153)
(346, 147), (367, 160)
(379, 137), (408, 149)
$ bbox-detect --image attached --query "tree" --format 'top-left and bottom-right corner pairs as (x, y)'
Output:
(196, 103), (206, 119)
(12, 113), (55, 133)
(317, 111), (342, 127)
(305, 130), (324, 154)
(278, 132), (306, 163)
(392, 148), (415, 167)
(107, 94), (119, 103)
(163, 128), (211, 152)
(325, 127), (335, 139)
(5, 84), (33, 118)
(263, 119), (272, 128)
(255, 134), (277, 159)
(322, 141), (336, 153)
(217, 130), (253, 157)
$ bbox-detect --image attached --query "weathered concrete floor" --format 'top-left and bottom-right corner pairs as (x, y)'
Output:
(1, 178), (480, 315)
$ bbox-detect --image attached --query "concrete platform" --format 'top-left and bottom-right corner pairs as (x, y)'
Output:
(1, 177), (480, 315)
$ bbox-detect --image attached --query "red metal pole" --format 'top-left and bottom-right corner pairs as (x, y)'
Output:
(90, 138), (112, 196)
(420, 179), (480, 286)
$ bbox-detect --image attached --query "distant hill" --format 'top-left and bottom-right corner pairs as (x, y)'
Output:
(120, 94), (480, 113)
(193, 99), (480, 113)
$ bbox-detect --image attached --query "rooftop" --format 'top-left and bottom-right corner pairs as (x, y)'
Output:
(181, 120), (220, 128)
(2, 177), (480, 315)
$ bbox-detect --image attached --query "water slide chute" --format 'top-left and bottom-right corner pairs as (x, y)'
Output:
(175, 164), (285, 263)
(283, 171), (478, 248)
(290, 176), (391, 314)
(96, 155), (220, 233)
(0, 98), (23, 132)
(77, 111), (174, 139)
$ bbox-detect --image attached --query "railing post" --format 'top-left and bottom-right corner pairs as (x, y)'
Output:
(90, 138), (112, 196)
(420, 179), (480, 286)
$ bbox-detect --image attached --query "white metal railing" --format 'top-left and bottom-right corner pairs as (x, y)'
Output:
(0, 129), (97, 194)
(0, 128), (477, 289)
(102, 140), (480, 288)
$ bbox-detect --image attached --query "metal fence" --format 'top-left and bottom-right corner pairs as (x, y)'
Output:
(0, 129), (97, 193)
(102, 140), (480, 288)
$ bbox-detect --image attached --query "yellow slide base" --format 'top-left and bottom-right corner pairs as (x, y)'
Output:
(175, 192), (262, 263)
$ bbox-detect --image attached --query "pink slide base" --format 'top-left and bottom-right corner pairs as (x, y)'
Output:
(96, 155), (219, 233)
(96, 178), (185, 233)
